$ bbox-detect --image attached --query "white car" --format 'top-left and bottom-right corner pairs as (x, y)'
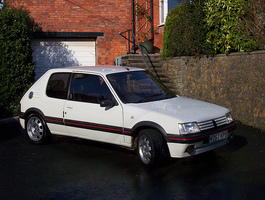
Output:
(19, 66), (236, 166)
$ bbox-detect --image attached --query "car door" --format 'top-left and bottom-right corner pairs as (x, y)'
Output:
(63, 73), (125, 145)
(44, 72), (71, 136)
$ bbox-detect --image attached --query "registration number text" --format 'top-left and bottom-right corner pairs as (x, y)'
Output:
(209, 131), (228, 143)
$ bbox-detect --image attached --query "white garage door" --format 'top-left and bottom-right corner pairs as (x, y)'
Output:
(32, 38), (96, 80)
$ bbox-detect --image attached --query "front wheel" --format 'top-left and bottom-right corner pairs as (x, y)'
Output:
(26, 114), (51, 144)
(137, 129), (167, 167)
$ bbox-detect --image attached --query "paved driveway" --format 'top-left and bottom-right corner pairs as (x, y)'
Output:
(0, 119), (264, 200)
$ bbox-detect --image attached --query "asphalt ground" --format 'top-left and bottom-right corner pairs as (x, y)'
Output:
(0, 118), (264, 200)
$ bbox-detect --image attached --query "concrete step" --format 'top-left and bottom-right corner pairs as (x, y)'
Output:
(122, 54), (162, 64)
(126, 59), (161, 65)
(121, 54), (174, 91)
(123, 54), (162, 59)
(128, 63), (164, 72)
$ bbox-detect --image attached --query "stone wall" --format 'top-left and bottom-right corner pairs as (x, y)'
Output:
(162, 51), (265, 131)
(121, 51), (265, 131)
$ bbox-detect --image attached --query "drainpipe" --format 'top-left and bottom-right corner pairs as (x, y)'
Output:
(132, 0), (136, 53)
(150, 0), (154, 41)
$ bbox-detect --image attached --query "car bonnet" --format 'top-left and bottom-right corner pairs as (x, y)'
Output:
(127, 96), (230, 123)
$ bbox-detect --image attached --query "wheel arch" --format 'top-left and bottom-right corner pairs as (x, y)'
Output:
(130, 121), (169, 150)
(24, 108), (52, 144)
(23, 108), (46, 125)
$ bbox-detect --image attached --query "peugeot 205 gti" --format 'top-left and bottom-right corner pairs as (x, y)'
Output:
(19, 66), (236, 166)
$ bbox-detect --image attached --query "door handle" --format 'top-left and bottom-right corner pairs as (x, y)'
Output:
(66, 105), (73, 109)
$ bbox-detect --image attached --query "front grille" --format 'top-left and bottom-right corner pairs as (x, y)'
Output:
(197, 120), (215, 131)
(198, 115), (228, 131)
(215, 116), (228, 126)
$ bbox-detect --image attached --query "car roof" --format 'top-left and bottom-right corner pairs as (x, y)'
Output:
(47, 66), (145, 76)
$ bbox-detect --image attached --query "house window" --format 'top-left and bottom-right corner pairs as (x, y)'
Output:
(159, 0), (182, 25)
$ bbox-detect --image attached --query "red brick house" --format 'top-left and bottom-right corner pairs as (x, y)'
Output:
(8, 0), (180, 78)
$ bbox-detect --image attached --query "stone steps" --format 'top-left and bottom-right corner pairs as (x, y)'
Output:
(121, 54), (173, 90)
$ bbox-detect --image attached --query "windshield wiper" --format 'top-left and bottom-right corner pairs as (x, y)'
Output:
(165, 91), (176, 99)
(138, 93), (163, 103)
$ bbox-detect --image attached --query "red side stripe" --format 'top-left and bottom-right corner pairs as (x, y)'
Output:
(65, 121), (122, 132)
(45, 118), (64, 123)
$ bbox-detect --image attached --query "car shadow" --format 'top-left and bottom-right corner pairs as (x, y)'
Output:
(226, 134), (248, 152)
(0, 120), (24, 142)
(48, 127), (249, 169)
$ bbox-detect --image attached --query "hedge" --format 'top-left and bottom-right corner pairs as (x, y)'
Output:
(162, 1), (207, 58)
(0, 5), (35, 118)
(162, 0), (262, 58)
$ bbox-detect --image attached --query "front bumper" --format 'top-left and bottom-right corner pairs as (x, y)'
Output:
(166, 122), (236, 158)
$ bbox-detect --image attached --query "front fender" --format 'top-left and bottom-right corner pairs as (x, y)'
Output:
(131, 121), (169, 141)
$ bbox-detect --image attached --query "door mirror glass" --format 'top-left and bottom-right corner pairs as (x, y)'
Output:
(100, 99), (116, 107)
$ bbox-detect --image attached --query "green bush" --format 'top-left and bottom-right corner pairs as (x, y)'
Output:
(204, 0), (259, 54)
(162, 0), (262, 58)
(0, 5), (35, 118)
(162, 1), (207, 58)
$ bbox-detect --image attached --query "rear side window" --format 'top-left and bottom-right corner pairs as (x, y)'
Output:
(46, 73), (71, 99)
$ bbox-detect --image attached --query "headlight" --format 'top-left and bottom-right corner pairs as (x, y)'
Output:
(225, 112), (233, 124)
(178, 122), (200, 135)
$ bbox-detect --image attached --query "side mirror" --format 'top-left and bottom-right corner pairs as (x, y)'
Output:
(100, 99), (116, 108)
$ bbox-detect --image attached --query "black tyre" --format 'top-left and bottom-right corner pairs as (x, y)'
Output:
(26, 113), (51, 144)
(137, 129), (167, 167)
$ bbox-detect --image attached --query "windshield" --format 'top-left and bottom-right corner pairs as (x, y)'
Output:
(107, 71), (175, 103)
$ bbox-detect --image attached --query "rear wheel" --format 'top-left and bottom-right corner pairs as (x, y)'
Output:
(26, 114), (51, 144)
(137, 129), (167, 167)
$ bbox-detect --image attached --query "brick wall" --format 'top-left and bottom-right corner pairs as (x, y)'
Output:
(9, 0), (131, 65)
(133, 0), (164, 53)
(9, 0), (165, 64)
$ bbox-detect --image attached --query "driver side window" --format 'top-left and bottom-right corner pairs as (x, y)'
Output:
(69, 73), (113, 104)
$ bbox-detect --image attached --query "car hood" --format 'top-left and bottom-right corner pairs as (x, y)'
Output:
(127, 96), (229, 123)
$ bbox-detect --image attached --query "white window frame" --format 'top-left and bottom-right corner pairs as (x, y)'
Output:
(159, 0), (168, 26)
(159, 0), (184, 26)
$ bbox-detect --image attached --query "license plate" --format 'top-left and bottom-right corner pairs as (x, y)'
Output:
(209, 130), (228, 143)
